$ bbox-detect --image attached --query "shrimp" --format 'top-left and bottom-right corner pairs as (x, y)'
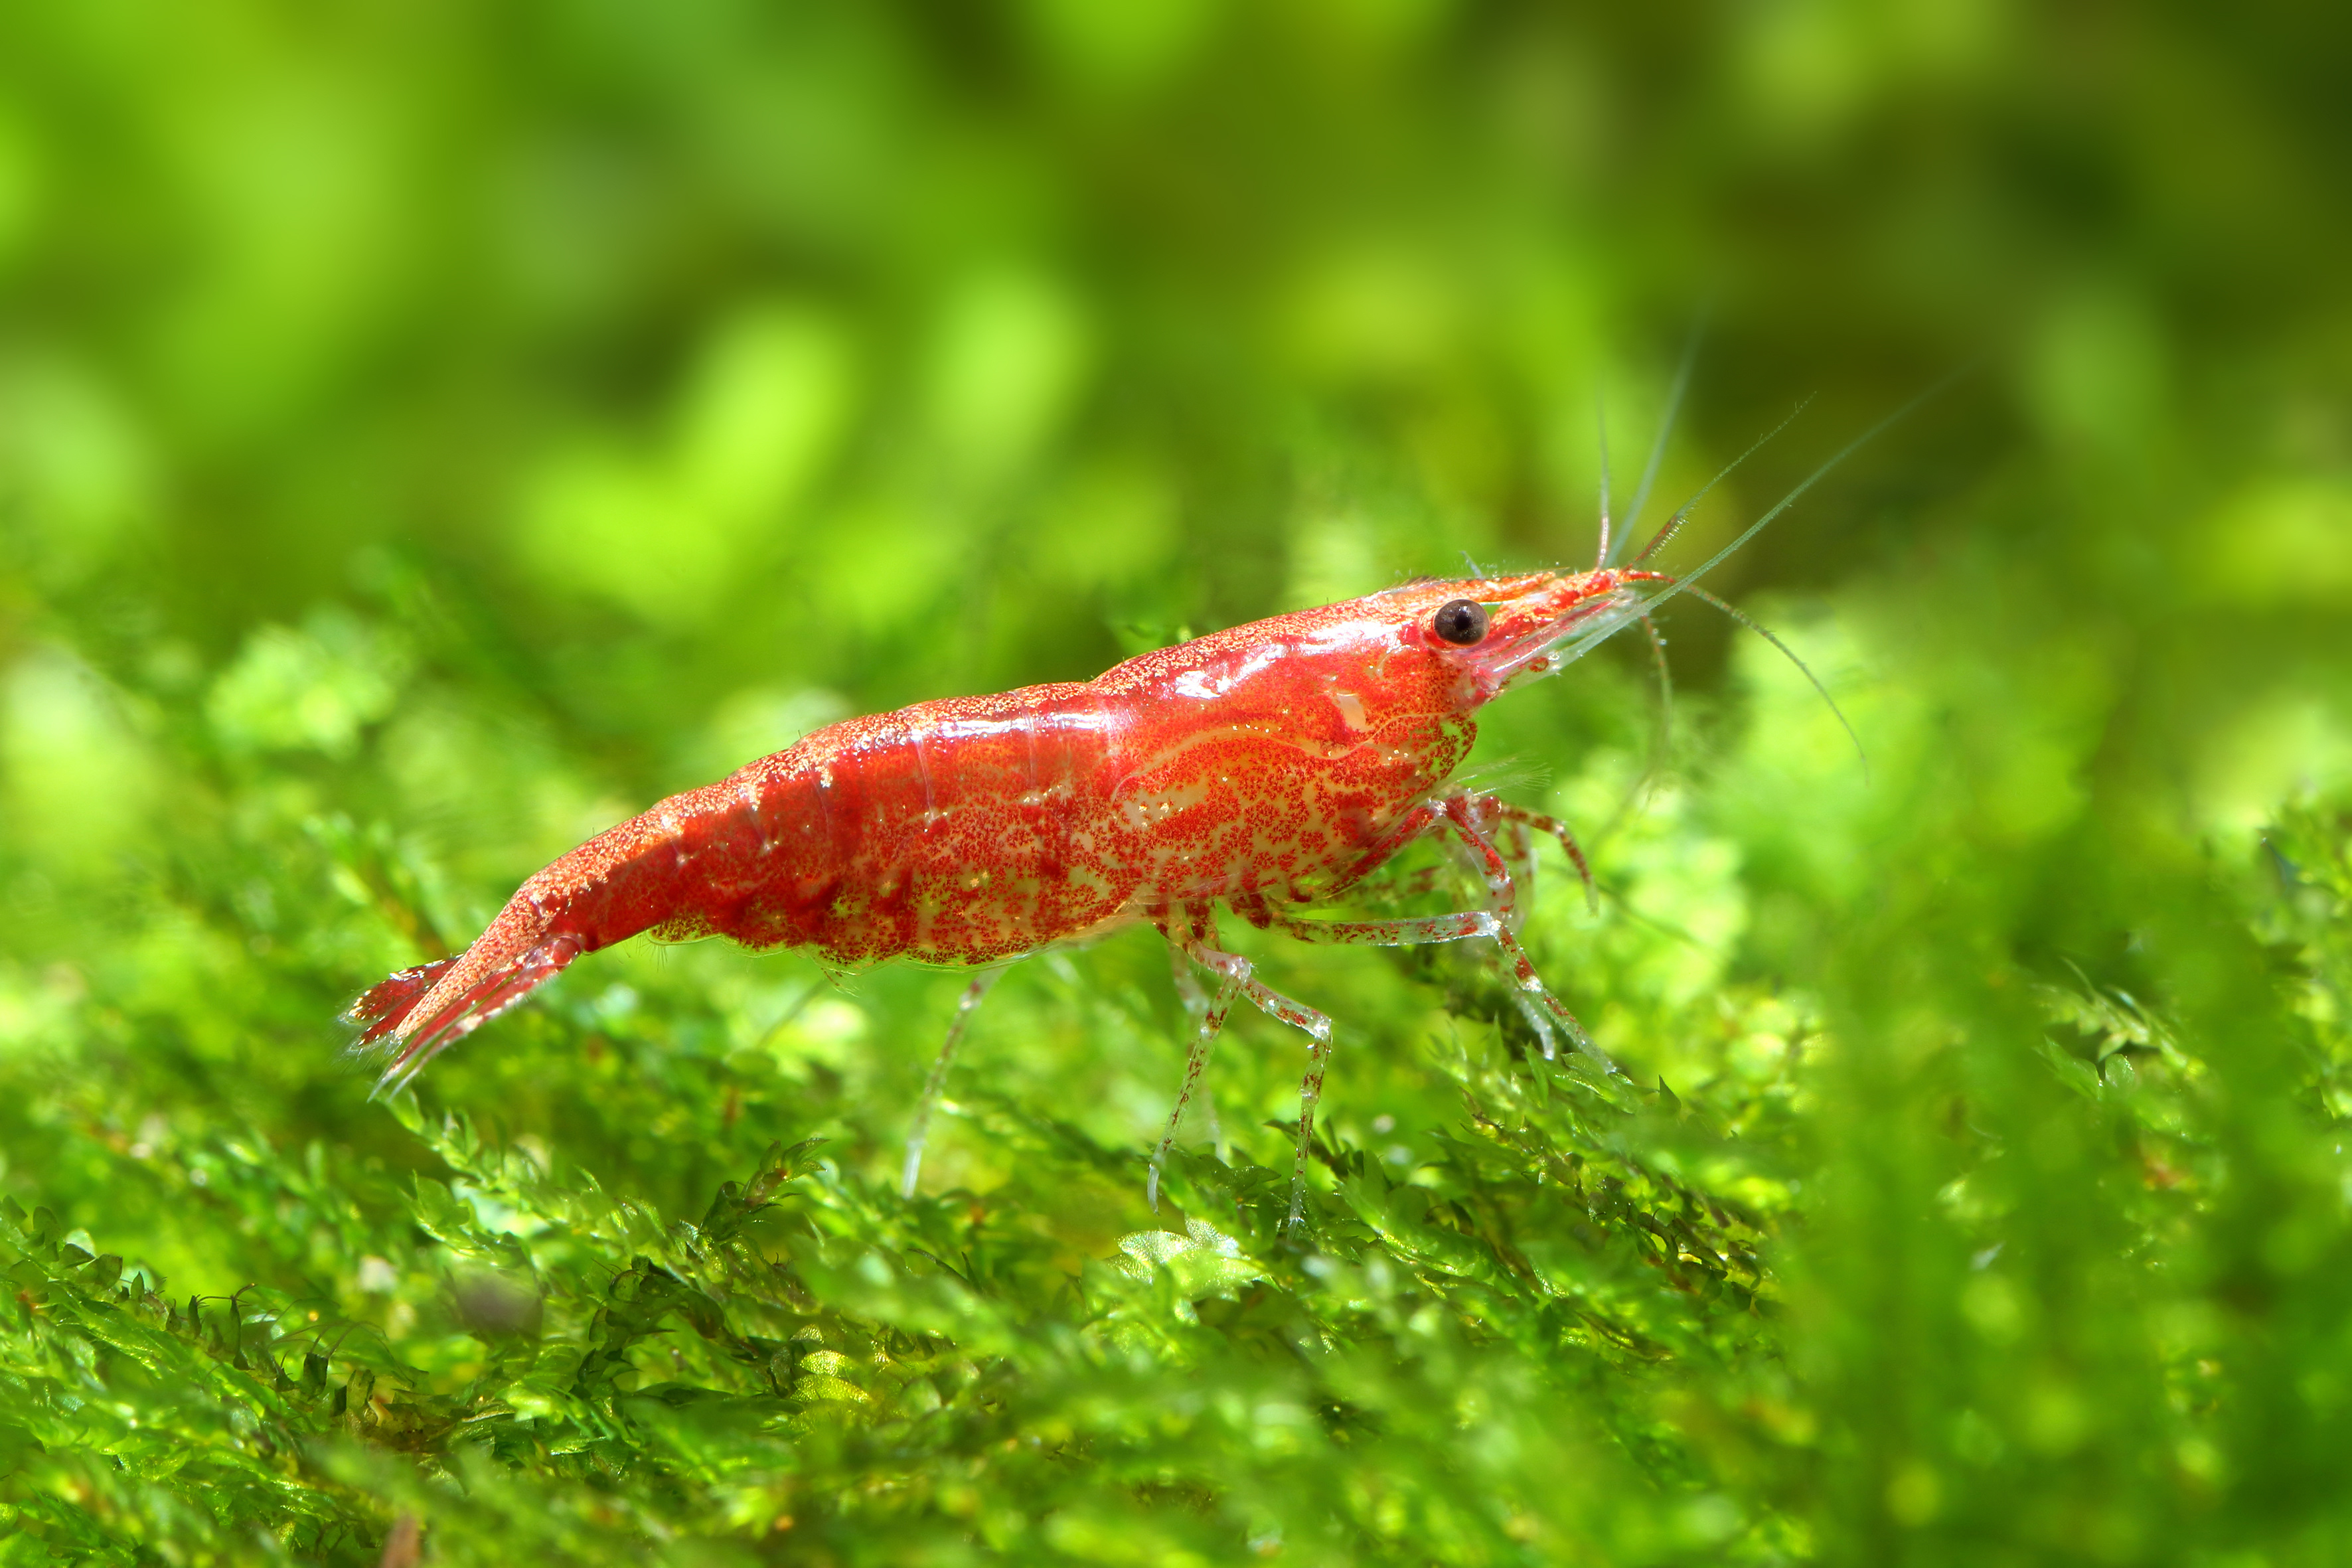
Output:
(349, 386), (1922, 1225)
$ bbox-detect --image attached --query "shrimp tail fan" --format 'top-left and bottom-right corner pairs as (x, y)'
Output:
(344, 959), (457, 1048)
(342, 935), (584, 1095)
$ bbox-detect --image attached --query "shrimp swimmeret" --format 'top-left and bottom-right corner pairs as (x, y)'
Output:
(349, 392), (1909, 1225)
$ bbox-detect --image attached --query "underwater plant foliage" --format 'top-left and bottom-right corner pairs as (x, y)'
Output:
(4, 3), (2352, 1562)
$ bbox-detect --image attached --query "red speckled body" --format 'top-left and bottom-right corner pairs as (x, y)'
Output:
(349, 568), (1658, 1087)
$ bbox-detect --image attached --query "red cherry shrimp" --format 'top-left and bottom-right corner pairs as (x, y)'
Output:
(347, 381), (1926, 1226)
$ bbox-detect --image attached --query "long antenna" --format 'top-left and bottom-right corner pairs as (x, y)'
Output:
(1541, 370), (1962, 721)
(1636, 370), (1964, 616)
(1672, 582), (1868, 777)
(1610, 315), (1705, 566)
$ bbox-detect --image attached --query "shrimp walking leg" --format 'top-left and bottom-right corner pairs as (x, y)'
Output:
(1277, 795), (1619, 1072)
(1354, 862), (1456, 903)
(1348, 791), (1593, 922)
(1168, 939), (1210, 1016)
(1165, 937), (1228, 1156)
(1271, 906), (1610, 1070)
(1166, 925), (1335, 1229)
(1447, 801), (1622, 1067)
(900, 967), (1010, 1198)
(1484, 801), (1598, 914)
(1148, 935), (1242, 1212)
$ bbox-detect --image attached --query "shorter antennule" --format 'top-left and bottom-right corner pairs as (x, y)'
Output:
(1631, 505), (1692, 566)
(1631, 398), (1814, 566)
(1593, 400), (1614, 571)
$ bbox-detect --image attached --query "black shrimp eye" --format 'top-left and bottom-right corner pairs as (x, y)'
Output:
(1431, 599), (1489, 646)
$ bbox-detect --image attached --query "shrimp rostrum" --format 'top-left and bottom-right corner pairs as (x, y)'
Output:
(349, 413), (1884, 1223)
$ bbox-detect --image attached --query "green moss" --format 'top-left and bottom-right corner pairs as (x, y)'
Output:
(5, 2), (2352, 1562)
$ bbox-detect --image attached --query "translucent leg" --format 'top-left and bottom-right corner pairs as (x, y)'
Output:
(1169, 937), (1211, 1020)
(1273, 906), (1610, 1069)
(1167, 937), (1228, 1158)
(1289, 1031), (1336, 1231)
(1498, 815), (1539, 931)
(1511, 992), (1559, 1061)
(1348, 861), (1456, 904)
(1276, 797), (1620, 1075)
(1147, 940), (1241, 1211)
(1488, 920), (1616, 1072)
(1486, 801), (1598, 915)
(1440, 796), (1616, 1067)
(900, 967), (1009, 1199)
(1167, 928), (1334, 1229)
(1343, 792), (1591, 917)
(1331, 800), (1445, 892)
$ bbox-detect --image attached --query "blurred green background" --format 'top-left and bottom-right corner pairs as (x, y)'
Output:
(5, 1), (2352, 1563)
